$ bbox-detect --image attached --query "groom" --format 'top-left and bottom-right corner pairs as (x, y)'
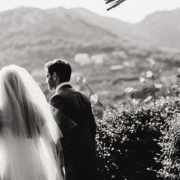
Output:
(44, 59), (97, 180)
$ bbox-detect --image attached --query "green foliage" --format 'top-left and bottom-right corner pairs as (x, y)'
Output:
(95, 97), (180, 180)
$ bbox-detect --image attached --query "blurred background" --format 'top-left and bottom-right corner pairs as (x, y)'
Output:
(0, 0), (180, 116)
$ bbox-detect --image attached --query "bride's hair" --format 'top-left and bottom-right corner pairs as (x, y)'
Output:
(44, 59), (72, 82)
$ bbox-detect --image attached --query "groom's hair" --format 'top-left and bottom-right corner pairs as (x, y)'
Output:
(44, 59), (72, 82)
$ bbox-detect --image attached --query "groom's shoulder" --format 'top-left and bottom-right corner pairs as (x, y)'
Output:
(70, 87), (88, 97)
(50, 88), (89, 103)
(50, 94), (64, 105)
(72, 88), (91, 103)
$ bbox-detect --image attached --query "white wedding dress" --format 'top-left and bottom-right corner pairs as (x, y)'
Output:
(0, 65), (64, 180)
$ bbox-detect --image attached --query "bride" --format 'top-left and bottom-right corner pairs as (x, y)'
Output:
(0, 65), (64, 180)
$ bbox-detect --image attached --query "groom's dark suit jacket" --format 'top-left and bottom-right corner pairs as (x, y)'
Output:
(50, 85), (96, 173)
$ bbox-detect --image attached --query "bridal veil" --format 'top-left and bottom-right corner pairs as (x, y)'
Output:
(0, 65), (64, 180)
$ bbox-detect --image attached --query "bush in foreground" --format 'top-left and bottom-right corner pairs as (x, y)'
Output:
(96, 97), (180, 180)
(157, 97), (180, 179)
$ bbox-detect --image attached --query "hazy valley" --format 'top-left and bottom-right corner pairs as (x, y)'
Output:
(0, 7), (180, 115)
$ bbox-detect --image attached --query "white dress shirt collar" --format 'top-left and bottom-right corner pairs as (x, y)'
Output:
(56, 82), (71, 93)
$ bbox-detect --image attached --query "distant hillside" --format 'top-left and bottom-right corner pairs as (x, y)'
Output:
(1, 6), (179, 68)
(0, 7), (180, 111)
(135, 8), (180, 48)
(0, 7), (131, 68)
(0, 6), (157, 69)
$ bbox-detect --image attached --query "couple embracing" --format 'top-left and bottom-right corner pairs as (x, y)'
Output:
(0, 59), (96, 180)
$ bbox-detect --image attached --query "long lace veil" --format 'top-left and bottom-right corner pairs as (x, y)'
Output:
(0, 65), (64, 180)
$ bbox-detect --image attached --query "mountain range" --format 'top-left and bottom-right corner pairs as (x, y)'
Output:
(135, 8), (180, 48)
(0, 6), (179, 68)
(0, 6), (179, 111)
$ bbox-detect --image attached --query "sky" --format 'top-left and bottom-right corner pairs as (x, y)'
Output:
(0, 0), (180, 23)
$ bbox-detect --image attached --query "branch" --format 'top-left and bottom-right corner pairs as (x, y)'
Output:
(105, 0), (126, 11)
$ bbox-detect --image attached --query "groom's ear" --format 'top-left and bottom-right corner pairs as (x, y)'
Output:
(53, 72), (57, 80)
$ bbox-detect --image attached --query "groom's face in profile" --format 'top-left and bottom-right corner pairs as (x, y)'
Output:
(45, 69), (55, 90)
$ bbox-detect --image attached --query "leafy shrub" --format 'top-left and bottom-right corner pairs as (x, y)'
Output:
(96, 97), (180, 180)
(156, 97), (180, 179)
(75, 60), (180, 179)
